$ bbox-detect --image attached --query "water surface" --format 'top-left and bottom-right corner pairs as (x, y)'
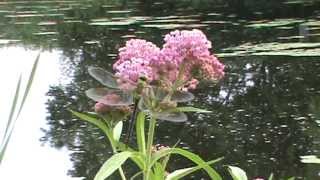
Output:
(1, 0), (320, 179)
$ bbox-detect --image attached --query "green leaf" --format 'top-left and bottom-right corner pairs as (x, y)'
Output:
(166, 157), (224, 180)
(130, 171), (143, 180)
(117, 142), (145, 170)
(94, 151), (132, 180)
(70, 110), (110, 136)
(162, 140), (180, 172)
(113, 121), (123, 142)
(2, 76), (21, 141)
(300, 155), (320, 164)
(136, 112), (146, 154)
(287, 177), (295, 180)
(268, 173), (274, 180)
(151, 148), (222, 180)
(1, 54), (39, 164)
(0, 75), (21, 162)
(173, 107), (212, 113)
(16, 53), (40, 120)
(227, 166), (248, 180)
(153, 162), (165, 180)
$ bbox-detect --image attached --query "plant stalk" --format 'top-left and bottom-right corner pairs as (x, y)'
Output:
(144, 116), (157, 180)
(105, 127), (127, 180)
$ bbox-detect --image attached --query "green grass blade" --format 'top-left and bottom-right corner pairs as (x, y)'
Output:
(0, 76), (21, 163)
(15, 53), (40, 120)
(2, 76), (21, 142)
(1, 54), (40, 164)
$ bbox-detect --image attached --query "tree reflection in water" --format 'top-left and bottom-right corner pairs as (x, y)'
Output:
(32, 0), (320, 179)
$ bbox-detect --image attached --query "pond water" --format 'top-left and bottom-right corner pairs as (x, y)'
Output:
(0, 0), (320, 179)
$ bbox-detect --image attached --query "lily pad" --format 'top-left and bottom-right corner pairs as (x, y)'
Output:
(38, 21), (57, 26)
(89, 19), (136, 26)
(141, 24), (185, 29)
(33, 32), (58, 35)
(145, 19), (198, 23)
(218, 42), (320, 57)
(0, 39), (21, 44)
(246, 19), (304, 28)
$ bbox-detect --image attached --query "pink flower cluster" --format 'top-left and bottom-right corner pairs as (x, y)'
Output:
(113, 29), (225, 90)
(113, 39), (160, 90)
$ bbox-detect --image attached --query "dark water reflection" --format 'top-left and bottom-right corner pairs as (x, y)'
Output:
(1, 0), (320, 179)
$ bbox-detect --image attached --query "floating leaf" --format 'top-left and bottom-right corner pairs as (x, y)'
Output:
(245, 19), (304, 28)
(300, 155), (320, 164)
(89, 19), (136, 26)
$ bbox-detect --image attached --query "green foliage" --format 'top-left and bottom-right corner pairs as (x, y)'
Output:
(113, 121), (123, 142)
(166, 158), (224, 180)
(94, 151), (134, 180)
(227, 166), (248, 180)
(151, 147), (222, 180)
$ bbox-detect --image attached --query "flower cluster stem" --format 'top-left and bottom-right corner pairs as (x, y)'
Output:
(144, 116), (157, 180)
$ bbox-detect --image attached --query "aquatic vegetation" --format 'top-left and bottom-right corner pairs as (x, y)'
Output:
(72, 29), (228, 180)
(217, 42), (320, 57)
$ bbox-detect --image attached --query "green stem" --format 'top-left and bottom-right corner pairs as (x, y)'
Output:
(144, 116), (157, 180)
(105, 127), (127, 180)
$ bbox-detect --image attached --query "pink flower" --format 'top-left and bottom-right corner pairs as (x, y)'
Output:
(199, 55), (225, 81)
(154, 29), (224, 89)
(112, 30), (224, 91)
(113, 39), (160, 86)
(160, 29), (212, 65)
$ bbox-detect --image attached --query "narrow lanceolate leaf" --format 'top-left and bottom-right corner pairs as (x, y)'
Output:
(1, 54), (39, 164)
(70, 110), (109, 135)
(0, 75), (21, 162)
(2, 76), (21, 143)
(173, 107), (212, 113)
(166, 157), (224, 180)
(16, 53), (40, 120)
(152, 148), (222, 180)
(136, 112), (146, 154)
(227, 166), (248, 180)
(94, 151), (132, 180)
(113, 121), (123, 142)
